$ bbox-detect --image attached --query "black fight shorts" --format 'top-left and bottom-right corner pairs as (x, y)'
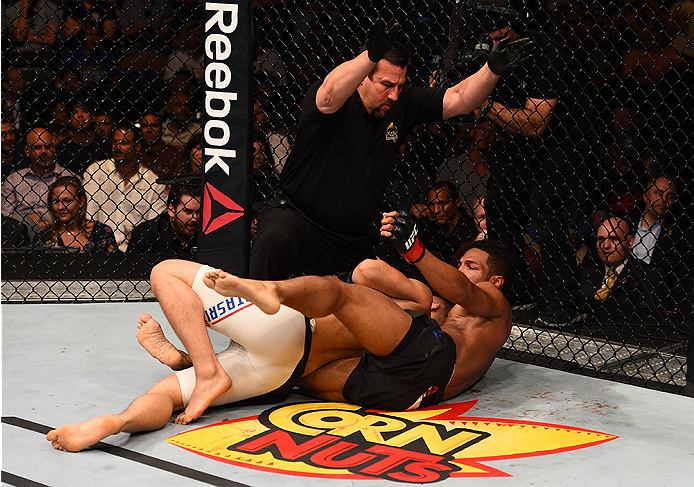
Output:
(342, 310), (457, 411)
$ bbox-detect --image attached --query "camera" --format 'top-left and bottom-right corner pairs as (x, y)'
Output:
(432, 0), (521, 88)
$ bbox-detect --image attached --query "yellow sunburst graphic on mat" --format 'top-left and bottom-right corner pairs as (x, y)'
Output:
(166, 400), (618, 482)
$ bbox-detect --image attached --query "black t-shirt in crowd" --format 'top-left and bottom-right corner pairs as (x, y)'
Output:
(491, 29), (589, 162)
(280, 81), (446, 236)
(128, 211), (197, 255)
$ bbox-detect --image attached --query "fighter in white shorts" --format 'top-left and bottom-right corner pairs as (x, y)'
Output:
(46, 257), (432, 453)
(176, 265), (313, 408)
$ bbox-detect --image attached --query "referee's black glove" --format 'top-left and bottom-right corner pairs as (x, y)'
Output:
(487, 36), (538, 76)
(365, 20), (401, 63)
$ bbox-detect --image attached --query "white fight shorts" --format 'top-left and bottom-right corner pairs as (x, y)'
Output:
(175, 265), (309, 407)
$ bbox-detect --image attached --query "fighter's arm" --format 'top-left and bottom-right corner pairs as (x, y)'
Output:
(484, 96), (557, 138)
(414, 250), (503, 319)
(380, 211), (503, 318)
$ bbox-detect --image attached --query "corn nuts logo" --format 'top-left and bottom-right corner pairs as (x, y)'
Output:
(166, 401), (617, 482)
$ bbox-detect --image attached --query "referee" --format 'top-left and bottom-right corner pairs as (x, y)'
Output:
(250, 21), (536, 280)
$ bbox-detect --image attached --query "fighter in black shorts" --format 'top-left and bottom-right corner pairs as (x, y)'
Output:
(204, 211), (514, 410)
(342, 309), (457, 410)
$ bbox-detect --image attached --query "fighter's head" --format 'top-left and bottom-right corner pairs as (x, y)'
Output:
(458, 240), (514, 290)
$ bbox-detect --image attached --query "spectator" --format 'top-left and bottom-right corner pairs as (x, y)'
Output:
(1, 67), (53, 134)
(92, 108), (115, 141)
(178, 132), (202, 174)
(438, 119), (496, 217)
(1, 214), (30, 248)
(1, 68), (27, 132)
(608, 98), (647, 138)
(61, 0), (119, 51)
(1, 127), (76, 237)
(253, 16), (288, 86)
(628, 174), (692, 313)
(1, 119), (28, 182)
(252, 138), (279, 202)
(128, 181), (200, 255)
(671, 1), (694, 61)
(161, 89), (200, 147)
(385, 125), (444, 215)
(48, 99), (72, 143)
(263, 93), (302, 175)
(630, 174), (681, 265)
(34, 176), (116, 253)
(473, 195), (487, 241)
(5, 0), (60, 67)
(117, 0), (172, 71)
(465, 1), (596, 327)
(83, 123), (167, 251)
(167, 0), (202, 38)
(412, 180), (476, 266)
(578, 216), (664, 321)
(165, 68), (199, 97)
(591, 132), (651, 225)
(162, 20), (204, 83)
(54, 70), (85, 99)
(54, 99), (111, 175)
(60, 20), (121, 89)
(139, 108), (185, 177)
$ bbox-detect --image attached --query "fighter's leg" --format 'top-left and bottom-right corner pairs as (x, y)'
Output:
(149, 259), (231, 424)
(351, 259), (433, 314)
(137, 313), (191, 370)
(205, 271), (413, 356)
(303, 315), (362, 377)
(46, 375), (183, 453)
(298, 358), (361, 402)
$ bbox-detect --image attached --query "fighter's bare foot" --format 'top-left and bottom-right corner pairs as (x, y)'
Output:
(203, 270), (280, 315)
(46, 414), (122, 452)
(137, 314), (192, 370)
(174, 369), (232, 425)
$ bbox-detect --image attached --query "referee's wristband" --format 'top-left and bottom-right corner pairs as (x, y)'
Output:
(402, 239), (425, 263)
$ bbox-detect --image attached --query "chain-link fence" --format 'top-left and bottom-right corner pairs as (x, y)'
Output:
(1, 0), (692, 395)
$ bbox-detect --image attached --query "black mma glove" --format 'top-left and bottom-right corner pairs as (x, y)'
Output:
(385, 211), (425, 263)
(365, 20), (401, 63)
(487, 36), (538, 76)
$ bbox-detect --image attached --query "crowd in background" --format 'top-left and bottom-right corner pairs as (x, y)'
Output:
(1, 0), (693, 319)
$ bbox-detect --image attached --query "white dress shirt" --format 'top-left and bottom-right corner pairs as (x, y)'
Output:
(84, 159), (167, 252)
(632, 219), (663, 264)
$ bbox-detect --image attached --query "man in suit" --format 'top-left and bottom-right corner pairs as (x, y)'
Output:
(628, 174), (692, 314)
(577, 216), (665, 323)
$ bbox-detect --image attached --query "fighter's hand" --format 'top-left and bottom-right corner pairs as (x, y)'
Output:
(365, 20), (401, 63)
(380, 210), (399, 237)
(487, 36), (538, 76)
(381, 211), (425, 263)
